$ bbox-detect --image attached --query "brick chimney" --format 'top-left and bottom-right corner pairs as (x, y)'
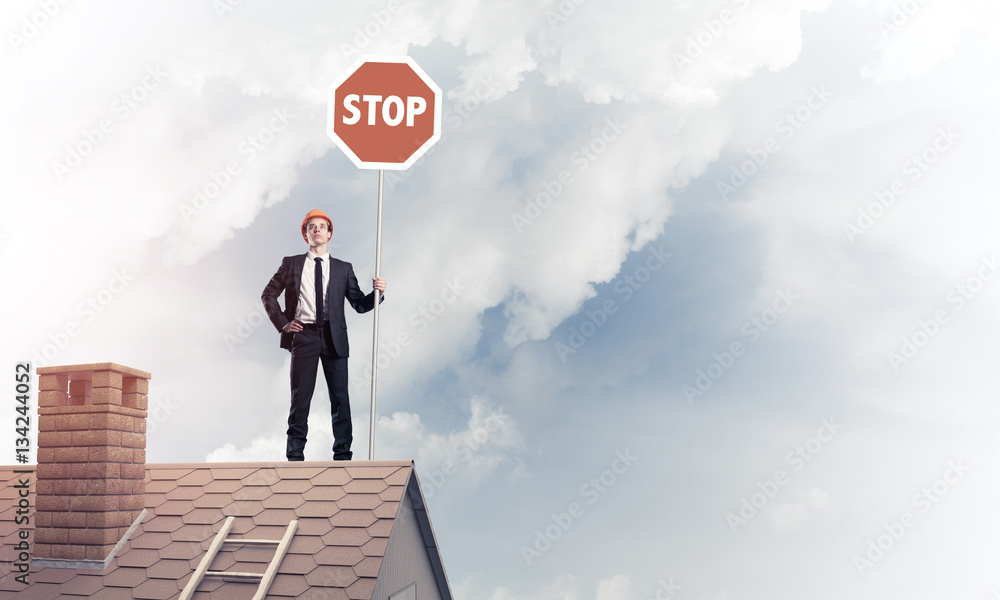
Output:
(34, 363), (150, 566)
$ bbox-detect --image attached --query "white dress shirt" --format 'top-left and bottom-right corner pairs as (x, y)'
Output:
(294, 251), (330, 324)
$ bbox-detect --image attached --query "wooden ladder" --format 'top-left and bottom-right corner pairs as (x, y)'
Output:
(179, 516), (299, 600)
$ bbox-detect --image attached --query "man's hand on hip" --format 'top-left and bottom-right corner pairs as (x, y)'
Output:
(282, 320), (304, 333)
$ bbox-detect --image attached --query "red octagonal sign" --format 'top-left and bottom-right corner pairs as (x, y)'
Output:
(327, 56), (442, 170)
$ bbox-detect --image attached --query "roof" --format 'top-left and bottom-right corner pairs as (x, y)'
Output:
(0, 460), (451, 600)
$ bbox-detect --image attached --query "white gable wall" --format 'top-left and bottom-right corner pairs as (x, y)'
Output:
(371, 476), (452, 600)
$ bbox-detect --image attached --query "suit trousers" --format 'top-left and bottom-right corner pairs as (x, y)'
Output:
(286, 324), (353, 461)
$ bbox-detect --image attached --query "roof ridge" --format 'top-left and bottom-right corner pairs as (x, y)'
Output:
(146, 460), (415, 468)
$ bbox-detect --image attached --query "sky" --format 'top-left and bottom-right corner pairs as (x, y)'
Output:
(1, 0), (999, 598)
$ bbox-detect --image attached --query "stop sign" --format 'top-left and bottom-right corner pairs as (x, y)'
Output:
(327, 56), (442, 170)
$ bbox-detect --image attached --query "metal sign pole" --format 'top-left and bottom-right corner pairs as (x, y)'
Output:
(368, 169), (384, 461)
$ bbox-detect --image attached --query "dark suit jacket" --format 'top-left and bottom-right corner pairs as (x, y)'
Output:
(261, 254), (383, 355)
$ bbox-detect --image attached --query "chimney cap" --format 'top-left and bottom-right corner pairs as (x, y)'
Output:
(37, 362), (151, 379)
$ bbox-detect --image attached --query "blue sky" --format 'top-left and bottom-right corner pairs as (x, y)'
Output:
(1, 0), (998, 599)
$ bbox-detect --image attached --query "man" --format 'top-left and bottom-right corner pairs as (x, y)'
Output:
(261, 209), (386, 461)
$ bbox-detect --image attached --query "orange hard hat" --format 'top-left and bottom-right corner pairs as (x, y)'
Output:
(301, 209), (333, 242)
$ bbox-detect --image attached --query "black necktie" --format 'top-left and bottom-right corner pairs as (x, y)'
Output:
(314, 257), (324, 324)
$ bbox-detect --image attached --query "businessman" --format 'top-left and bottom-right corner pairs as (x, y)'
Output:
(261, 208), (386, 461)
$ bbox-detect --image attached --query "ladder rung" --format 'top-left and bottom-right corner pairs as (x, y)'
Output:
(224, 538), (281, 545)
(206, 570), (265, 579)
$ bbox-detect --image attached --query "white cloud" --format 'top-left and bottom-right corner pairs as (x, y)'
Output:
(486, 574), (631, 600)
(860, 0), (1000, 83)
(556, 0), (832, 106)
(206, 436), (285, 463)
(768, 486), (832, 532)
(377, 396), (523, 497)
(595, 576), (632, 600)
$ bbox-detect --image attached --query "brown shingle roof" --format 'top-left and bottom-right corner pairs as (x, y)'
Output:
(0, 460), (429, 599)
